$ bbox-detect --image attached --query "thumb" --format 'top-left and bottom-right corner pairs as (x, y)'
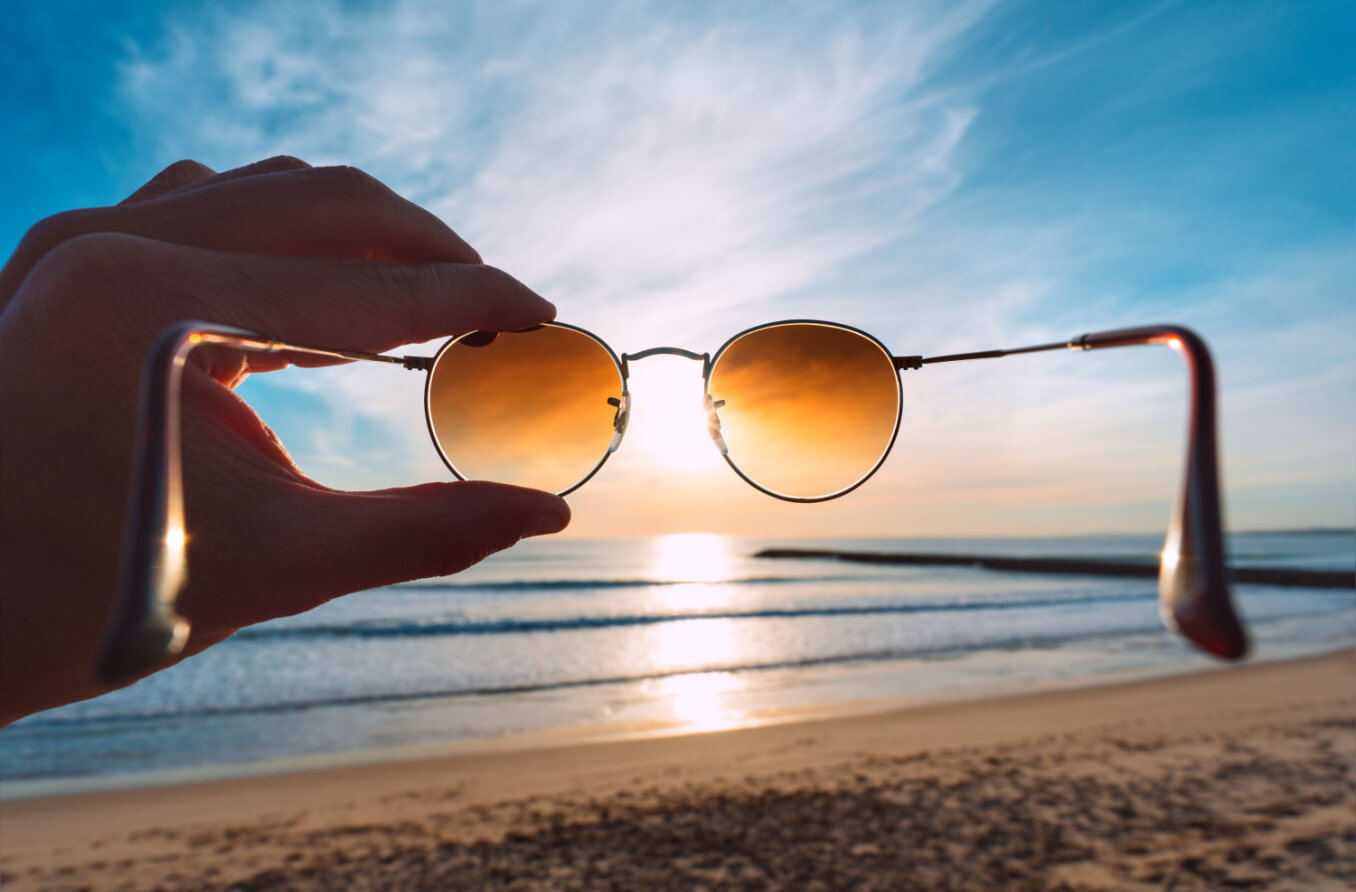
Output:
(266, 481), (570, 615)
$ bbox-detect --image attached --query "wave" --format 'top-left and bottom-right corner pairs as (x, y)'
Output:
(234, 591), (1156, 641)
(14, 626), (1159, 729)
(15, 603), (1350, 733)
(389, 575), (860, 593)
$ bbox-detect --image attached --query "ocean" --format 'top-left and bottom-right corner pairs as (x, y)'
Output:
(2, 531), (1352, 796)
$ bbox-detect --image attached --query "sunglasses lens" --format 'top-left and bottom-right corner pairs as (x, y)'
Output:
(426, 325), (624, 494)
(708, 323), (900, 500)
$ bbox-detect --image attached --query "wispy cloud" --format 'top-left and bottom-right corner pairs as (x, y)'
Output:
(109, 0), (1355, 534)
(117, 0), (993, 341)
(115, 0), (1007, 481)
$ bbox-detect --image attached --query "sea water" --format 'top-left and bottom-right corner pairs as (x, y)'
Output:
(2, 531), (1351, 793)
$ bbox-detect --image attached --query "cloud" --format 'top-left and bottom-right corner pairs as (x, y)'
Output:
(111, 0), (1355, 533)
(447, 22), (983, 344)
(116, 0), (1003, 484)
(117, 0), (993, 339)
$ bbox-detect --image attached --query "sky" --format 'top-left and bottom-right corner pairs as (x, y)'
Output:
(3, 0), (1352, 539)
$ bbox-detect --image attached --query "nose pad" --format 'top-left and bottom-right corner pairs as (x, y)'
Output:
(704, 394), (729, 455)
(607, 392), (631, 453)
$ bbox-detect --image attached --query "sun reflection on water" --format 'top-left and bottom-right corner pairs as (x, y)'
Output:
(652, 616), (736, 665)
(646, 566), (750, 730)
(657, 671), (742, 732)
(651, 533), (738, 611)
(651, 533), (735, 583)
(644, 535), (753, 729)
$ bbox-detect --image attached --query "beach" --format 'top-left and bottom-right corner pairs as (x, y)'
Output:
(7, 532), (1352, 786)
(4, 650), (1352, 890)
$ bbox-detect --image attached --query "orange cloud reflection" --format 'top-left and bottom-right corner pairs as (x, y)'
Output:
(426, 326), (623, 493)
(708, 322), (899, 499)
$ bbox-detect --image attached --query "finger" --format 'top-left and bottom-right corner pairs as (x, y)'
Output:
(124, 236), (555, 354)
(119, 159), (217, 204)
(121, 156), (309, 206)
(138, 164), (482, 263)
(165, 155), (312, 198)
(184, 482), (571, 631)
(299, 482), (569, 598)
(2, 164), (480, 306)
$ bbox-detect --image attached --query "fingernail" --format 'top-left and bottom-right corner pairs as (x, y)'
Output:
(523, 509), (569, 538)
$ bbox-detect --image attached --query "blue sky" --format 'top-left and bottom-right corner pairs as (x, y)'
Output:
(3, 0), (1352, 537)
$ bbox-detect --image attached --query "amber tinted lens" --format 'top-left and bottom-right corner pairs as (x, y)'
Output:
(426, 325), (623, 494)
(708, 323), (900, 499)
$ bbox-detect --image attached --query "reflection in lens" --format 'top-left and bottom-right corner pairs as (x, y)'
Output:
(708, 323), (900, 500)
(426, 325), (623, 494)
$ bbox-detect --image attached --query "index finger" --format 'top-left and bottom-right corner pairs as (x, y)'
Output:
(119, 160), (217, 204)
(2, 164), (481, 311)
(92, 235), (556, 355)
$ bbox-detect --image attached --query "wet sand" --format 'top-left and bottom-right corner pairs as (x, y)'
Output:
(3, 651), (1353, 890)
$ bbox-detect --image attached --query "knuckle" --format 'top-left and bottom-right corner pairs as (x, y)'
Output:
(17, 208), (98, 262)
(261, 154), (310, 170)
(25, 233), (173, 327)
(462, 264), (541, 319)
(457, 263), (519, 304)
(406, 262), (451, 335)
(14, 233), (151, 341)
(160, 158), (214, 180)
(313, 164), (390, 204)
(335, 257), (424, 334)
(401, 261), (503, 338)
(465, 262), (511, 288)
(31, 231), (144, 288)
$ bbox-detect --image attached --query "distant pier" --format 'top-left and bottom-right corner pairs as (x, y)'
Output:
(754, 548), (1356, 589)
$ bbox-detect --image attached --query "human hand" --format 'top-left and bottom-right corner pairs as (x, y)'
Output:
(0, 157), (570, 725)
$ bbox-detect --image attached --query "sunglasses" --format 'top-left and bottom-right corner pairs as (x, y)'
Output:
(98, 318), (1247, 684)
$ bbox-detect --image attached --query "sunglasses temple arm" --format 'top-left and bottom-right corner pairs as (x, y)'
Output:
(97, 320), (427, 684)
(911, 324), (1246, 661)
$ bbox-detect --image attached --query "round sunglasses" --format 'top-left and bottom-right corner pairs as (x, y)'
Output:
(424, 320), (905, 502)
(98, 318), (1247, 685)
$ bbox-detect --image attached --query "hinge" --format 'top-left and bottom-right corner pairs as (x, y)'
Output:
(402, 356), (434, 371)
(893, 355), (924, 371)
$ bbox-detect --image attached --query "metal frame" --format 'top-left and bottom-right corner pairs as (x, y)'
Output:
(423, 323), (630, 498)
(96, 320), (428, 682)
(97, 318), (1246, 686)
(703, 320), (904, 503)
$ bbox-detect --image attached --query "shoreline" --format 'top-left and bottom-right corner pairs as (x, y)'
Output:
(4, 650), (1352, 889)
(5, 638), (1351, 802)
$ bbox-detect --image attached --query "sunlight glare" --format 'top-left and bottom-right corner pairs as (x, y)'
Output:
(660, 582), (734, 611)
(651, 617), (737, 670)
(165, 525), (187, 554)
(651, 533), (735, 583)
(624, 363), (719, 472)
(658, 671), (742, 732)
(648, 617), (746, 732)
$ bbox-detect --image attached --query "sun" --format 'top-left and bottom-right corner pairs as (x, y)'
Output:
(622, 361), (723, 472)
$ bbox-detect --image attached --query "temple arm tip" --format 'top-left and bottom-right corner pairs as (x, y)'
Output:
(1160, 578), (1249, 661)
(96, 612), (190, 684)
(1081, 325), (1248, 661)
(1158, 522), (1248, 661)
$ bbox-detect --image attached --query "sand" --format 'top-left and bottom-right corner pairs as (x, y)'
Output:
(2, 651), (1352, 891)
